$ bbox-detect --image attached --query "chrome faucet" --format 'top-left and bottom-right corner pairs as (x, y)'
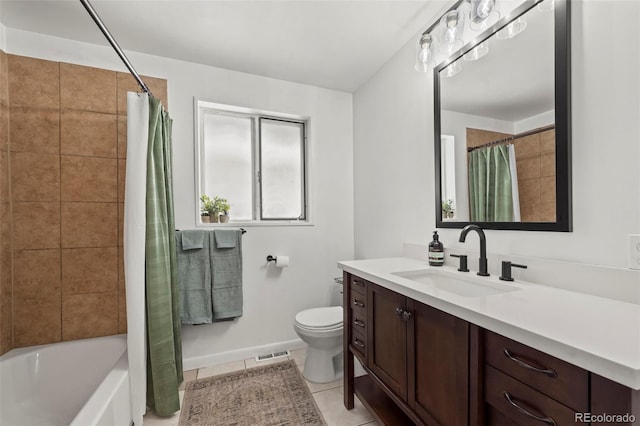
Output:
(458, 224), (489, 276)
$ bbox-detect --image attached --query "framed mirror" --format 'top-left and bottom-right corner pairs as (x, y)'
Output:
(434, 0), (571, 231)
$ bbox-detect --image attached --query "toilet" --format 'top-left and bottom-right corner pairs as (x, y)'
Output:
(294, 305), (343, 383)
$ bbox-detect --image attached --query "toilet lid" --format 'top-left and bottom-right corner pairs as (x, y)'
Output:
(295, 306), (343, 329)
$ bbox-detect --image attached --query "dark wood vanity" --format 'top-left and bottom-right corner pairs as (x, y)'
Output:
(343, 272), (635, 426)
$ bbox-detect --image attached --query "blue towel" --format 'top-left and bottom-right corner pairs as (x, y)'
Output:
(181, 230), (205, 250)
(214, 229), (237, 248)
(210, 230), (243, 320)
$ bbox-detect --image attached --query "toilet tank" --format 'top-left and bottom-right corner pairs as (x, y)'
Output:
(330, 276), (344, 307)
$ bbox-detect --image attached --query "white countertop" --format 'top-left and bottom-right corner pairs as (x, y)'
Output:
(338, 257), (640, 390)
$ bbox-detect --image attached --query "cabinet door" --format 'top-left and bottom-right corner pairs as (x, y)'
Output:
(407, 299), (469, 426)
(367, 283), (408, 400)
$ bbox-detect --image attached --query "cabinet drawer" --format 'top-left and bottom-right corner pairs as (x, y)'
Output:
(351, 327), (367, 358)
(484, 331), (588, 412)
(351, 310), (367, 335)
(350, 291), (367, 316)
(350, 276), (367, 296)
(485, 365), (577, 426)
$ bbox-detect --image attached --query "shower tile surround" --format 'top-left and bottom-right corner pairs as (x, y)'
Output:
(466, 127), (556, 222)
(0, 49), (12, 356)
(0, 51), (168, 354)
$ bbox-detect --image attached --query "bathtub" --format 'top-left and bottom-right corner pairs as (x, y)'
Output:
(0, 334), (132, 426)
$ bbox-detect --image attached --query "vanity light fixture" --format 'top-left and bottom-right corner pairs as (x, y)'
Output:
(496, 15), (527, 39)
(439, 10), (465, 53)
(537, 0), (555, 12)
(443, 60), (462, 78)
(469, 0), (500, 30)
(415, 33), (435, 72)
(463, 41), (489, 61)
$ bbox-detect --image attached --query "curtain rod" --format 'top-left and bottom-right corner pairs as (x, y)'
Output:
(467, 124), (556, 152)
(79, 0), (153, 97)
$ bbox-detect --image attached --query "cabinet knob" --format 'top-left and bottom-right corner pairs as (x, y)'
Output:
(401, 310), (413, 322)
(395, 308), (413, 321)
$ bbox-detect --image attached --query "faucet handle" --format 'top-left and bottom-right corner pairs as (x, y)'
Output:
(499, 261), (527, 281)
(450, 254), (469, 272)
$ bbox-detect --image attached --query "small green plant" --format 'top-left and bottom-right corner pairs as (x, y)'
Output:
(442, 199), (455, 214)
(200, 194), (217, 216)
(200, 194), (230, 216)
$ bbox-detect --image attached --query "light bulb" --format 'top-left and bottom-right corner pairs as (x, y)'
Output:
(440, 10), (464, 53)
(463, 42), (489, 61)
(443, 60), (462, 78)
(414, 33), (434, 72)
(496, 16), (527, 40)
(537, 0), (555, 12)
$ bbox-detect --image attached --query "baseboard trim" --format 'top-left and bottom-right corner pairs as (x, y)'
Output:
(182, 338), (306, 371)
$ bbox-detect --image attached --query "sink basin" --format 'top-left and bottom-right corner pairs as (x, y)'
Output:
(392, 269), (520, 298)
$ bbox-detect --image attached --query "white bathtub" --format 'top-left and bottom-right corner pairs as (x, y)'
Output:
(0, 334), (132, 426)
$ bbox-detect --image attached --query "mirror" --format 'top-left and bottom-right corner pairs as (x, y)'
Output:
(434, 0), (571, 231)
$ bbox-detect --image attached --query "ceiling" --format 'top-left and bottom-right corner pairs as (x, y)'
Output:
(0, 0), (449, 92)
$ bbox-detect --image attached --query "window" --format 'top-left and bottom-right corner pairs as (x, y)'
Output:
(195, 100), (308, 224)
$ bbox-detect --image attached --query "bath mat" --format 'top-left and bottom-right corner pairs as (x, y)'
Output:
(179, 360), (326, 425)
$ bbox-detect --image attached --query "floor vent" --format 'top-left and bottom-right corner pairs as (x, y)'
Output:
(255, 350), (290, 362)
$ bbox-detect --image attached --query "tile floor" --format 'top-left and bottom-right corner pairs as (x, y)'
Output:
(143, 347), (379, 426)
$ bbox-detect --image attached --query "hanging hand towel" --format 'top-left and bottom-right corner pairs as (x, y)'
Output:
(214, 229), (238, 248)
(175, 231), (213, 324)
(181, 230), (205, 250)
(210, 230), (243, 320)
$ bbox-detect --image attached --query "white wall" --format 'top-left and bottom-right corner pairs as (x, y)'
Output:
(354, 0), (640, 268)
(514, 109), (555, 133)
(6, 29), (354, 359)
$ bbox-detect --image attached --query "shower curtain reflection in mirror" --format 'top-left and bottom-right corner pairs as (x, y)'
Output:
(467, 144), (520, 222)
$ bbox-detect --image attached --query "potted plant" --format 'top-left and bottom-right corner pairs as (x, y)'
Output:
(442, 199), (455, 219)
(200, 211), (211, 223)
(219, 199), (231, 223)
(200, 195), (219, 223)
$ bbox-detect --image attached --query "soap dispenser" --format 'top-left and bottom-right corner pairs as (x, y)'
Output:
(428, 231), (444, 266)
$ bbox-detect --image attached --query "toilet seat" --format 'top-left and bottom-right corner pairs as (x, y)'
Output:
(295, 306), (343, 330)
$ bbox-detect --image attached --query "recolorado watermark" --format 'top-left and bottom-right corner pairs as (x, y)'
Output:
(575, 412), (636, 423)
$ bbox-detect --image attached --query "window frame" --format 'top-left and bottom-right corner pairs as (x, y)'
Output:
(194, 99), (310, 227)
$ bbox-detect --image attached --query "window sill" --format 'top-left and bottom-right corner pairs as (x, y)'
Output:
(195, 220), (314, 228)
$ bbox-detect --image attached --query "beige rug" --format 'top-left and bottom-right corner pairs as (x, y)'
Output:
(179, 360), (327, 426)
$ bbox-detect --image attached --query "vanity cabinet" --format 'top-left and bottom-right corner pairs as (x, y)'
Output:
(343, 272), (636, 426)
(345, 275), (470, 426)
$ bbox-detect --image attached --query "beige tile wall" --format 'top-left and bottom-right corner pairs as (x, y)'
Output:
(466, 127), (556, 222)
(0, 49), (13, 356)
(515, 129), (556, 222)
(2, 53), (167, 351)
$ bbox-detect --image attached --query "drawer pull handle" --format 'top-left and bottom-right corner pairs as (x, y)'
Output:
(503, 392), (557, 426)
(353, 319), (365, 328)
(353, 338), (365, 349)
(353, 299), (365, 307)
(353, 280), (365, 287)
(504, 349), (558, 378)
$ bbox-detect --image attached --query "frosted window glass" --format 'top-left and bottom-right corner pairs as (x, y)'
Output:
(202, 113), (253, 221)
(260, 119), (304, 219)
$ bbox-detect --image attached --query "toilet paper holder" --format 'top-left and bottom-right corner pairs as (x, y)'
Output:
(266, 255), (277, 262)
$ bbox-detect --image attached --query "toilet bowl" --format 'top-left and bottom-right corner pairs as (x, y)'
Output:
(294, 306), (343, 383)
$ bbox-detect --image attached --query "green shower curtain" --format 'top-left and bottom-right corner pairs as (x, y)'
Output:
(145, 97), (183, 416)
(468, 145), (514, 222)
